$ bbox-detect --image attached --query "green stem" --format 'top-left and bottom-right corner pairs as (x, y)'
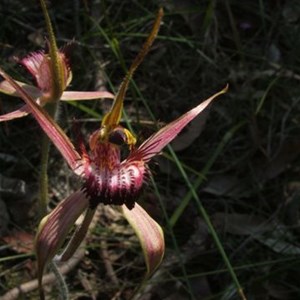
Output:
(37, 0), (63, 218)
(39, 0), (58, 54)
(38, 102), (59, 218)
(39, 134), (50, 217)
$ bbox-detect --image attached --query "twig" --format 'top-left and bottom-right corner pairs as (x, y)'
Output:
(0, 247), (85, 300)
(100, 239), (119, 285)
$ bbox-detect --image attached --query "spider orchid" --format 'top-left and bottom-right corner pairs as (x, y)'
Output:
(0, 8), (227, 298)
(0, 3), (114, 122)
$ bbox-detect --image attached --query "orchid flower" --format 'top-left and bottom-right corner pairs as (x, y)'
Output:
(0, 8), (227, 298)
(0, 7), (114, 123)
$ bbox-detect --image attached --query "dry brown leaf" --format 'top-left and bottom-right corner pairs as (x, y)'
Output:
(2, 230), (34, 253)
(213, 213), (273, 236)
(213, 213), (300, 255)
(254, 139), (300, 182)
(203, 174), (250, 197)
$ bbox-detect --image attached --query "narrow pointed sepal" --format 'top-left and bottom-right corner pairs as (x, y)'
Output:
(35, 190), (89, 295)
(0, 105), (31, 122)
(0, 80), (41, 98)
(128, 85), (228, 162)
(121, 203), (165, 277)
(102, 8), (163, 127)
(0, 80), (42, 122)
(60, 90), (114, 101)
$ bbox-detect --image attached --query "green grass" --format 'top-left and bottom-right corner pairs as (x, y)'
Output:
(1, 0), (300, 299)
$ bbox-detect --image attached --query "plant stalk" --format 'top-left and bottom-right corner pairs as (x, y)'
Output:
(38, 102), (59, 218)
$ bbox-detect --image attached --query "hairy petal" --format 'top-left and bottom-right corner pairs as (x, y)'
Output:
(35, 190), (89, 292)
(129, 86), (228, 162)
(20, 51), (46, 84)
(121, 203), (165, 277)
(60, 90), (114, 101)
(0, 68), (83, 173)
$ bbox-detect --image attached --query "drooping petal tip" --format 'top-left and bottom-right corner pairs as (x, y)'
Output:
(122, 203), (165, 277)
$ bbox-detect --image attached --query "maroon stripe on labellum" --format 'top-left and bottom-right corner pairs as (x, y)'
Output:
(82, 162), (146, 210)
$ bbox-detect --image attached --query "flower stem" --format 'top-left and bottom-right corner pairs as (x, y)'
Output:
(39, 135), (50, 217)
(38, 0), (62, 217)
(38, 102), (59, 218)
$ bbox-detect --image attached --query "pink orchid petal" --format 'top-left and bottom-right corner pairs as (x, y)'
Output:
(0, 104), (30, 122)
(121, 203), (165, 276)
(35, 190), (89, 290)
(128, 86), (228, 163)
(21, 50), (54, 94)
(20, 51), (45, 81)
(0, 80), (41, 98)
(60, 90), (114, 101)
(0, 67), (83, 173)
